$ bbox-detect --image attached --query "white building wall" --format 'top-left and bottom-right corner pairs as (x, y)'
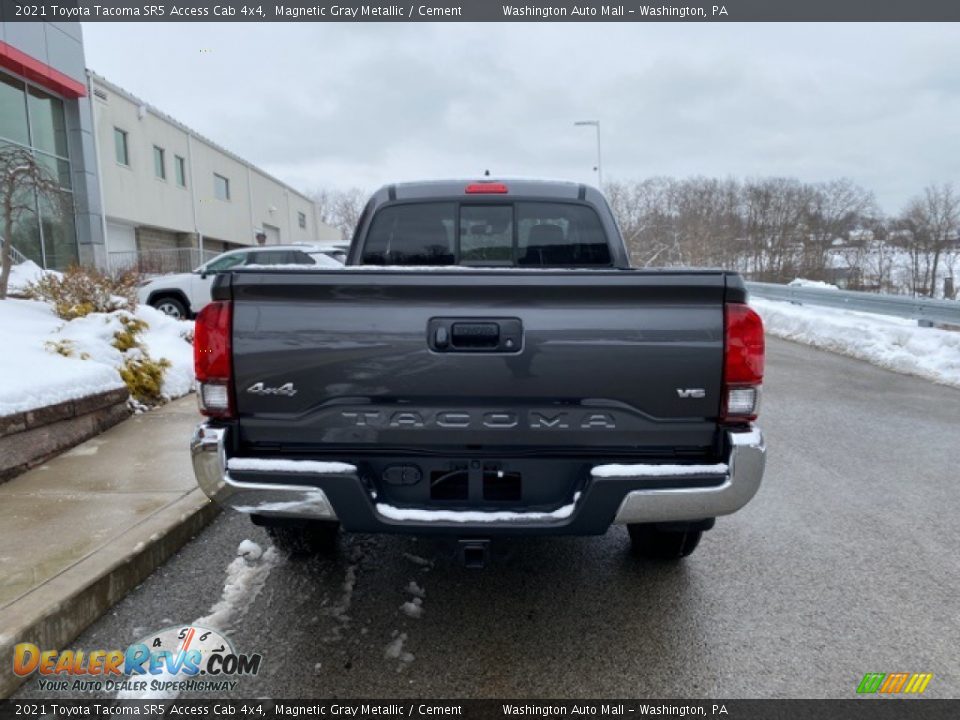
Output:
(89, 73), (338, 256)
(93, 84), (195, 235)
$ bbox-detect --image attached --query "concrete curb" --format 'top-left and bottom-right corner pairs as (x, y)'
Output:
(0, 489), (219, 699)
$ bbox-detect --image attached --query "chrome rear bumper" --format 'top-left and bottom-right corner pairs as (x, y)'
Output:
(610, 428), (766, 523)
(191, 423), (765, 530)
(190, 424), (341, 520)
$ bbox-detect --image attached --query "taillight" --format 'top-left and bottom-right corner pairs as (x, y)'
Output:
(194, 301), (233, 418)
(722, 303), (764, 423)
(465, 182), (509, 194)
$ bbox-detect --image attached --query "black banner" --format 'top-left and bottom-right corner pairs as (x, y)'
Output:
(2, 0), (960, 22)
(1, 700), (958, 720)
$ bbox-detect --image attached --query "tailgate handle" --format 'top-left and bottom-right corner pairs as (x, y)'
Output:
(428, 318), (523, 353)
(451, 322), (500, 348)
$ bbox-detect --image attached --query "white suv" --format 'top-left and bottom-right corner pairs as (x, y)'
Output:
(138, 244), (345, 318)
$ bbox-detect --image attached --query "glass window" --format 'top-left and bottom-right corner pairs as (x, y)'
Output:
(298, 212), (306, 229)
(214, 173), (230, 201)
(0, 73), (29, 146)
(204, 253), (246, 272)
(114, 128), (129, 165)
(39, 193), (78, 270)
(0, 74), (78, 270)
(360, 201), (611, 267)
(35, 152), (72, 190)
(309, 251), (344, 268)
(28, 87), (68, 158)
(175, 155), (186, 187)
(153, 146), (165, 179)
(362, 203), (456, 265)
(517, 203), (611, 267)
(460, 206), (513, 265)
(8, 185), (42, 265)
(246, 250), (315, 265)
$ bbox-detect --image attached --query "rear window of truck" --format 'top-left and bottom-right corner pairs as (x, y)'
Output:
(361, 202), (612, 267)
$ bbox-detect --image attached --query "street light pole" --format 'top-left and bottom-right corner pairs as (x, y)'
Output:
(574, 120), (603, 188)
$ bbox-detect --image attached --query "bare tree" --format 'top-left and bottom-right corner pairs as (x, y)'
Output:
(0, 145), (69, 299)
(918, 184), (958, 297)
(893, 184), (959, 297)
(606, 178), (672, 266)
(802, 179), (875, 280)
(312, 187), (369, 241)
(581, 173), (950, 293)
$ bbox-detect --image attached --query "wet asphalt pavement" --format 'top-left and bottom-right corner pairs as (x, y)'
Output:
(15, 338), (960, 699)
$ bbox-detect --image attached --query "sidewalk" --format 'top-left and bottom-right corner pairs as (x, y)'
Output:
(0, 396), (218, 698)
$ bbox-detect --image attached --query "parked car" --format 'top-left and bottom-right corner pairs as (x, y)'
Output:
(138, 244), (344, 318)
(190, 179), (766, 565)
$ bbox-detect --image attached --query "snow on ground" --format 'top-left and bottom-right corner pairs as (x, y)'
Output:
(196, 542), (280, 632)
(751, 297), (960, 389)
(322, 558), (361, 643)
(0, 298), (124, 416)
(400, 597), (424, 619)
(135, 304), (195, 398)
(237, 539), (263, 561)
(0, 296), (194, 415)
(788, 278), (839, 290)
(6, 260), (59, 294)
(117, 540), (280, 700)
(384, 632), (415, 665)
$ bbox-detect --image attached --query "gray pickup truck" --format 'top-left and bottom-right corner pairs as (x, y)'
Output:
(190, 179), (766, 565)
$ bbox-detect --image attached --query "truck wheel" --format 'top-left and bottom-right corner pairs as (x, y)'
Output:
(628, 523), (702, 560)
(261, 520), (340, 558)
(152, 296), (188, 319)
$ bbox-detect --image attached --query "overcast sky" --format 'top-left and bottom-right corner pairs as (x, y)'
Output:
(82, 23), (959, 214)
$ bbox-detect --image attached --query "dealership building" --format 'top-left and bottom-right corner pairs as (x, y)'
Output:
(0, 21), (337, 272)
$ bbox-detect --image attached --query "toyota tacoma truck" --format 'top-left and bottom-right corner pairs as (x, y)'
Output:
(190, 179), (766, 565)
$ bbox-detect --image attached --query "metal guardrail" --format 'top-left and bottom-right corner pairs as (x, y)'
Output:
(746, 281), (960, 326)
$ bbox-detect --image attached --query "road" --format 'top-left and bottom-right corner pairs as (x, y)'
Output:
(15, 338), (960, 699)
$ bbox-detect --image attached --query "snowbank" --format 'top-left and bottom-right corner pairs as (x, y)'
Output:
(788, 278), (839, 290)
(135, 304), (195, 399)
(0, 298), (124, 416)
(6, 260), (60, 294)
(751, 297), (960, 389)
(0, 296), (195, 416)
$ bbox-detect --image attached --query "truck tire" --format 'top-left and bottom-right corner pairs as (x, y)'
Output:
(261, 520), (340, 558)
(628, 523), (702, 560)
(151, 295), (188, 320)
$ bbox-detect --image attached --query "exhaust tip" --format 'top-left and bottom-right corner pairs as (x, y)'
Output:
(458, 539), (490, 569)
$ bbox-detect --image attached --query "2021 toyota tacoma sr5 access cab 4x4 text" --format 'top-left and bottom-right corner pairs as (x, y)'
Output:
(190, 179), (766, 565)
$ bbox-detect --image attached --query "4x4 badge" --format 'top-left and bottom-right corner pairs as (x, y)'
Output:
(247, 382), (297, 397)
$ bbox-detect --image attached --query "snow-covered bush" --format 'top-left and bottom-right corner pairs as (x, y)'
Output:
(111, 313), (173, 405)
(25, 265), (140, 320)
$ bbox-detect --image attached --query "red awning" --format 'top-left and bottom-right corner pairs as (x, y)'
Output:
(0, 41), (87, 99)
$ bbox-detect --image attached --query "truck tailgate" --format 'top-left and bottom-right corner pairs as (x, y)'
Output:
(228, 270), (729, 456)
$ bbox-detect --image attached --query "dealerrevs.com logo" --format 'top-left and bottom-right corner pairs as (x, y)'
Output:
(856, 672), (933, 695)
(13, 625), (261, 694)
